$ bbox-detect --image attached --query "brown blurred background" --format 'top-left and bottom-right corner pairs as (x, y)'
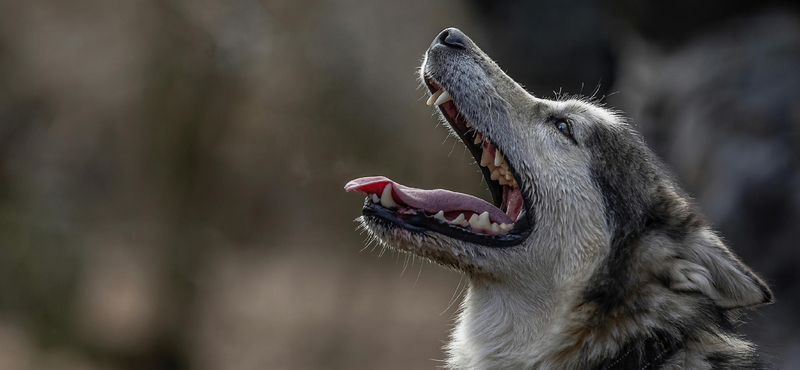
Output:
(0, 0), (799, 369)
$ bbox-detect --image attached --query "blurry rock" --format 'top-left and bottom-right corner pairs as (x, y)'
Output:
(74, 236), (165, 354)
(37, 349), (108, 370)
(0, 321), (34, 370)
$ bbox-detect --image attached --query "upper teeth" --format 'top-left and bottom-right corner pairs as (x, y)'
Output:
(463, 126), (516, 187)
(435, 91), (452, 106)
(427, 88), (453, 106)
(479, 139), (517, 188)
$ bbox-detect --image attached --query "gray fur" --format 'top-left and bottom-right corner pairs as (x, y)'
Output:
(354, 28), (773, 369)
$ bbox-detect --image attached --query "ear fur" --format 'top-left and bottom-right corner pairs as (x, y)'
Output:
(667, 229), (773, 309)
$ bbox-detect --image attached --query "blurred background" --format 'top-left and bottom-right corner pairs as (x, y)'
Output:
(0, 0), (798, 369)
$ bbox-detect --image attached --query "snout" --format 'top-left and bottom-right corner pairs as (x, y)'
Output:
(429, 27), (470, 51)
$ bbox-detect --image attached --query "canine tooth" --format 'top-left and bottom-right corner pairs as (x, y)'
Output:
(434, 90), (452, 106)
(453, 213), (468, 226)
(380, 184), (396, 207)
(491, 223), (500, 234)
(480, 150), (491, 167)
(494, 149), (503, 167)
(426, 89), (444, 105)
(371, 193), (380, 203)
(434, 210), (446, 221)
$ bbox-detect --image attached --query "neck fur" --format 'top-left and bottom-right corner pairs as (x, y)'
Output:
(445, 200), (609, 369)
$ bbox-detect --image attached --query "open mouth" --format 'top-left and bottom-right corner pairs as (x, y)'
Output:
(345, 78), (532, 247)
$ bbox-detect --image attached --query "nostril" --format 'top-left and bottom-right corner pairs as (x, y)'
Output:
(433, 28), (468, 49)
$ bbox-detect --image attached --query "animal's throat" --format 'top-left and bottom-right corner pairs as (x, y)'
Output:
(344, 78), (531, 246)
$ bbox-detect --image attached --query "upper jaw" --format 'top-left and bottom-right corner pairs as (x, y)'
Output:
(419, 73), (534, 246)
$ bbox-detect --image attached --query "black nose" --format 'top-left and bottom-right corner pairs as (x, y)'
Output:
(431, 27), (468, 49)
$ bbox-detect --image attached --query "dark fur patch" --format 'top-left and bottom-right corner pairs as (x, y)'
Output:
(581, 123), (708, 316)
(589, 330), (683, 370)
(578, 123), (771, 369)
(707, 351), (769, 370)
(582, 123), (663, 316)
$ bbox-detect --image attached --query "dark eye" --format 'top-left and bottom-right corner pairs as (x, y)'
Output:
(553, 119), (572, 138)
(549, 117), (577, 145)
(556, 120), (570, 136)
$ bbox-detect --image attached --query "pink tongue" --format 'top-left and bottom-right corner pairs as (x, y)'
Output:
(345, 176), (513, 224)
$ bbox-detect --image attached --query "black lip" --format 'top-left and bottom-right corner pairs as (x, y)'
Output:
(362, 200), (532, 247)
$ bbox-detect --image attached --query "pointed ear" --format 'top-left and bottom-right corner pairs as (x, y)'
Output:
(667, 229), (773, 309)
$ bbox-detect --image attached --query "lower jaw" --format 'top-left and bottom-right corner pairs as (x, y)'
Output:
(362, 201), (532, 248)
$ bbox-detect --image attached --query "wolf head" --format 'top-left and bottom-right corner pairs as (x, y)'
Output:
(346, 28), (772, 368)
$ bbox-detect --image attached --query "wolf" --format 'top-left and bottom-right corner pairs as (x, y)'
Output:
(345, 28), (773, 370)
